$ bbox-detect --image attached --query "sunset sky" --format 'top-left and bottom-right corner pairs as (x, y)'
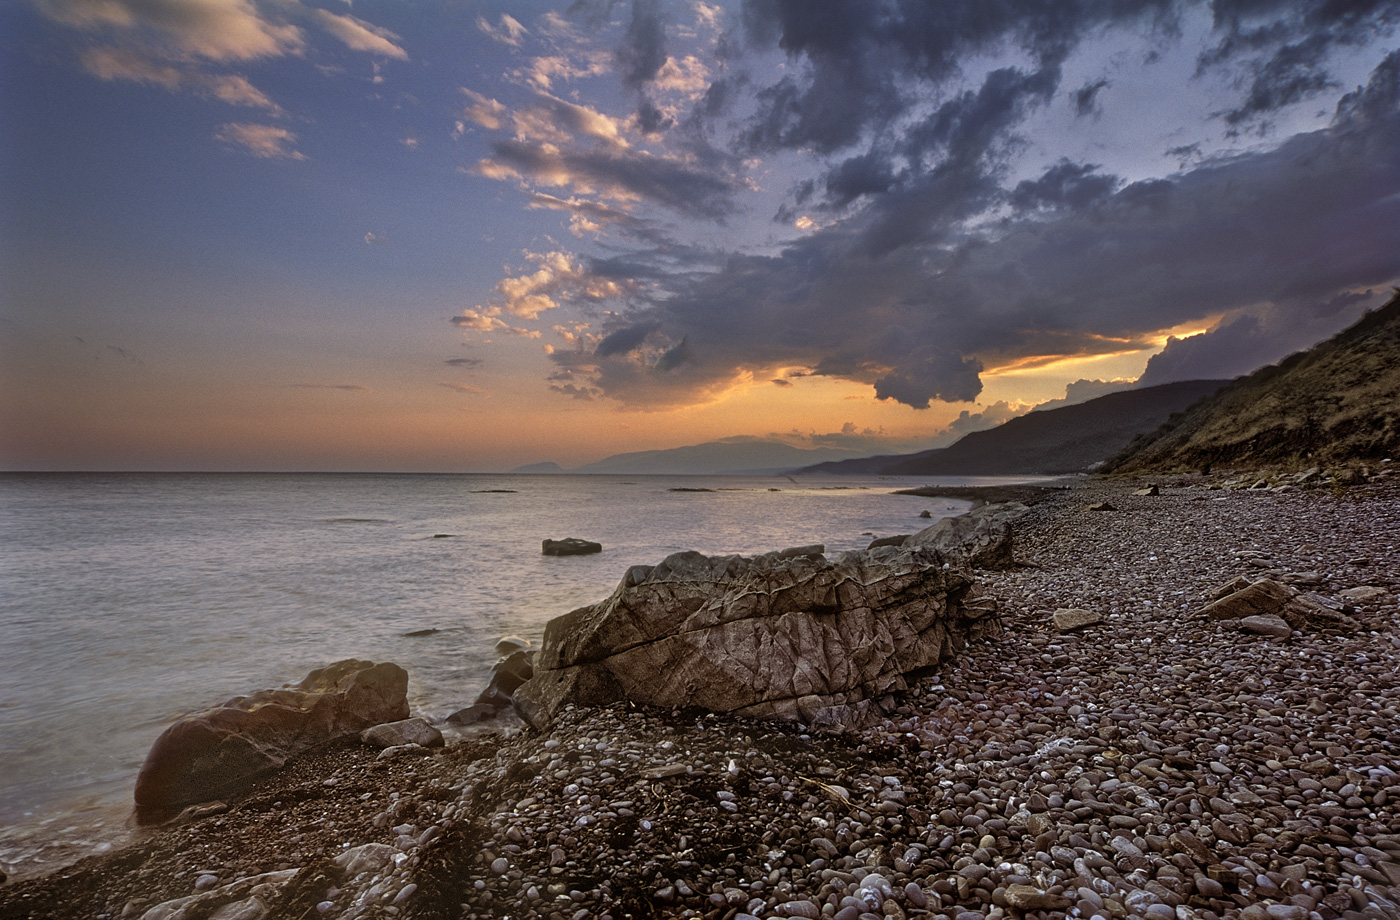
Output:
(2, 0), (1398, 472)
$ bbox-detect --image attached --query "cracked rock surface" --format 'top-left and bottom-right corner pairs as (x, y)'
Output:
(514, 541), (1003, 733)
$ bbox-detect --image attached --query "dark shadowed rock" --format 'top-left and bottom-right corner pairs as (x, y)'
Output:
(904, 502), (1026, 569)
(1196, 577), (1359, 632)
(542, 538), (603, 556)
(475, 650), (535, 708)
(776, 544), (825, 559)
(514, 544), (1000, 732)
(445, 703), (497, 725)
(134, 659), (408, 823)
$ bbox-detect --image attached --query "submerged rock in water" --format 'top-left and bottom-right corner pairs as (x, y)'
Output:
(134, 659), (408, 823)
(514, 542), (1000, 732)
(542, 537), (603, 556)
(475, 649), (535, 708)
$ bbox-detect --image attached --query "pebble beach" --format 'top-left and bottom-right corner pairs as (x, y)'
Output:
(3, 471), (1398, 920)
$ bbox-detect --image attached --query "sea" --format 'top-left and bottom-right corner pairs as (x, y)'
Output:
(0, 471), (1032, 879)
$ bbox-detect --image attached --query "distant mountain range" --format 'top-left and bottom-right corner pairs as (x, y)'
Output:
(512, 292), (1400, 479)
(512, 378), (1230, 477)
(797, 379), (1229, 476)
(510, 439), (865, 476)
(1107, 290), (1400, 472)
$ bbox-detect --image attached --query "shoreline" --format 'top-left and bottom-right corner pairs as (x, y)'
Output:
(3, 473), (1398, 920)
(892, 481), (1075, 507)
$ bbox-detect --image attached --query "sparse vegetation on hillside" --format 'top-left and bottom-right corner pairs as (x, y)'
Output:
(1107, 290), (1400, 473)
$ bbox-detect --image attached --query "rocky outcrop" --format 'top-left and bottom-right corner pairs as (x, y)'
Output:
(514, 543), (1000, 732)
(134, 659), (408, 823)
(542, 538), (602, 556)
(904, 502), (1026, 569)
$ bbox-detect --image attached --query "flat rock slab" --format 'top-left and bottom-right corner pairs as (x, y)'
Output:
(1198, 578), (1296, 620)
(1052, 608), (1103, 632)
(1240, 614), (1292, 638)
(360, 718), (444, 749)
(542, 538), (603, 556)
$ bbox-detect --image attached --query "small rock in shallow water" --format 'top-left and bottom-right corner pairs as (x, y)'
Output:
(542, 538), (602, 556)
(445, 703), (497, 725)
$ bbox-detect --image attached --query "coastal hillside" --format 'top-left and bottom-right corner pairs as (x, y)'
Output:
(802, 379), (1228, 476)
(1108, 290), (1400, 473)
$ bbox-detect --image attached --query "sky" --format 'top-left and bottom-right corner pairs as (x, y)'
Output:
(2, 0), (1398, 472)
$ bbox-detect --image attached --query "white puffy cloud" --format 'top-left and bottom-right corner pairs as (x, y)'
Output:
(451, 307), (542, 338)
(36, 0), (303, 61)
(491, 251), (630, 320)
(460, 89), (506, 131)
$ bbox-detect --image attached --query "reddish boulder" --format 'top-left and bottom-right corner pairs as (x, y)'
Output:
(134, 659), (408, 822)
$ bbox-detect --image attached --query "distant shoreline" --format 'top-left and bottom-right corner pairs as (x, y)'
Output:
(892, 480), (1073, 506)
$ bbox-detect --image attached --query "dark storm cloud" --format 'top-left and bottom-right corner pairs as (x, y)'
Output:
(1220, 33), (1339, 125)
(1137, 289), (1387, 385)
(1200, 0), (1400, 124)
(736, 0), (1178, 161)
(485, 138), (741, 219)
(559, 50), (1400, 409)
(594, 322), (660, 357)
(517, 4), (1400, 411)
(1009, 161), (1121, 212)
(616, 0), (667, 89)
(1073, 78), (1110, 116)
(635, 97), (673, 134)
(444, 357), (483, 368)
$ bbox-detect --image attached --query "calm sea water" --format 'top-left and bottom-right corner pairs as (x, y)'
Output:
(0, 471), (1031, 877)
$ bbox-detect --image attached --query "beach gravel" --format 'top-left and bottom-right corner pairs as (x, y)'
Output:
(2, 472), (1398, 920)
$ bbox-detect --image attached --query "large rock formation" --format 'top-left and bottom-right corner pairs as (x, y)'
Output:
(904, 502), (1026, 569)
(514, 543), (1000, 732)
(134, 659), (408, 823)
